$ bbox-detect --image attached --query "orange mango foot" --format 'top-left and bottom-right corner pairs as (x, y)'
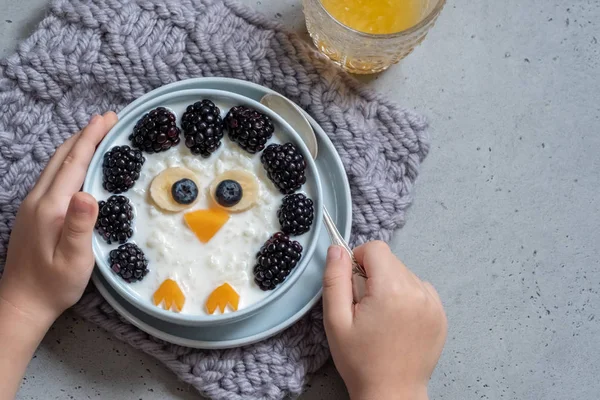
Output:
(153, 279), (186, 312)
(184, 208), (230, 243)
(206, 283), (240, 314)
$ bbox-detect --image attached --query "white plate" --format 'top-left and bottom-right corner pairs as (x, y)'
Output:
(92, 77), (351, 349)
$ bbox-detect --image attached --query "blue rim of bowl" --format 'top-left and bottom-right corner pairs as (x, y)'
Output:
(83, 88), (323, 326)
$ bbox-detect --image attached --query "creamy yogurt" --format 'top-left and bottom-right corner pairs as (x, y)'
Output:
(93, 137), (288, 315)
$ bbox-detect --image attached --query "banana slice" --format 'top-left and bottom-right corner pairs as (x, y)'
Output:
(209, 170), (259, 213)
(150, 167), (200, 212)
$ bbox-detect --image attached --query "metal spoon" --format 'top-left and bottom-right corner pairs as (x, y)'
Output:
(260, 93), (367, 302)
(260, 93), (319, 159)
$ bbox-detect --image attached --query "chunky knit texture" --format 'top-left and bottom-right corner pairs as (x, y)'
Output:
(0, 0), (429, 399)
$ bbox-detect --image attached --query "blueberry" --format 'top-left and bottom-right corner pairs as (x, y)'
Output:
(171, 178), (198, 205)
(215, 180), (243, 207)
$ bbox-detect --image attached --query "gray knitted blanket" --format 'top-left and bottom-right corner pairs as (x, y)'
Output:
(0, 0), (429, 398)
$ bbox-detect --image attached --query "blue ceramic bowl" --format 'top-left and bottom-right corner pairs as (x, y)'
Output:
(83, 89), (323, 326)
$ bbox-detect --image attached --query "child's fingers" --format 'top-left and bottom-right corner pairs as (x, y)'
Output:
(102, 111), (118, 127)
(55, 192), (98, 265)
(29, 132), (82, 198)
(322, 246), (354, 334)
(32, 112), (117, 200)
(47, 115), (108, 198)
(353, 241), (398, 279)
(423, 282), (443, 308)
(353, 241), (423, 295)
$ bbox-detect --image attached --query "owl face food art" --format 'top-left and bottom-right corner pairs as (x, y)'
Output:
(92, 101), (315, 315)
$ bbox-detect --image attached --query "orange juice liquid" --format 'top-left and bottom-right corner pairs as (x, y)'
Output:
(320, 0), (423, 34)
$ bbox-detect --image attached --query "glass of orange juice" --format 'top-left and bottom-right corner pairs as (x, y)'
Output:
(302, 0), (446, 74)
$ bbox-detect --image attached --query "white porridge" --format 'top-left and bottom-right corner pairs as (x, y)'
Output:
(93, 138), (289, 315)
(135, 142), (284, 314)
(89, 99), (316, 317)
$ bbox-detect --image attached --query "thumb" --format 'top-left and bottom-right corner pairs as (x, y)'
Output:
(57, 192), (98, 263)
(322, 246), (354, 333)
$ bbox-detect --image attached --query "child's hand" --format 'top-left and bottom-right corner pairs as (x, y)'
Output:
(323, 242), (447, 400)
(0, 113), (117, 325)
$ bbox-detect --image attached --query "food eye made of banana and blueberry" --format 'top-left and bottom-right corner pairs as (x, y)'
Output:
(95, 101), (315, 315)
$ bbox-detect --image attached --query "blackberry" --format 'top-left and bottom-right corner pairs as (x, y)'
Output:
(129, 107), (180, 153)
(253, 232), (303, 291)
(260, 143), (307, 194)
(278, 193), (314, 236)
(95, 195), (134, 245)
(102, 145), (145, 194)
(225, 106), (274, 153)
(181, 100), (224, 157)
(109, 243), (149, 283)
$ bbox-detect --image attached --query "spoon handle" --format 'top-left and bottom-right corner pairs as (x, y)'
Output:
(322, 207), (367, 302)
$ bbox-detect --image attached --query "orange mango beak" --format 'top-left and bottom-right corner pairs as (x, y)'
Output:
(184, 208), (230, 243)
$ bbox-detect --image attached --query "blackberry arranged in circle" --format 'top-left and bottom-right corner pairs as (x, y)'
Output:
(278, 193), (314, 236)
(95, 195), (134, 245)
(261, 143), (307, 194)
(224, 106), (274, 153)
(129, 107), (180, 153)
(102, 145), (145, 194)
(253, 232), (303, 291)
(109, 243), (149, 283)
(181, 100), (224, 157)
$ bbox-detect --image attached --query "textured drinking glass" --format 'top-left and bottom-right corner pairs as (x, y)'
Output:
(302, 0), (446, 74)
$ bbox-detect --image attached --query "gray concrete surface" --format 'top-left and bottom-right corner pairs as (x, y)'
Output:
(2, 0), (599, 399)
